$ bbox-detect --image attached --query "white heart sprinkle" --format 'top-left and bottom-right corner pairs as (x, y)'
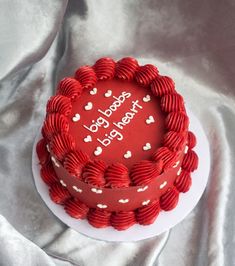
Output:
(72, 113), (80, 122)
(143, 95), (151, 102)
(84, 135), (92, 143)
(159, 181), (167, 189)
(173, 160), (180, 168)
(142, 200), (150, 206)
(91, 188), (103, 194)
(137, 185), (148, 192)
(46, 144), (50, 152)
(60, 180), (66, 187)
(94, 146), (102, 156)
(143, 143), (151, 151)
(177, 167), (182, 176)
(184, 145), (189, 154)
(84, 102), (93, 110)
(90, 88), (97, 95)
(124, 150), (132, 159)
(146, 115), (155, 124)
(72, 186), (82, 193)
(51, 156), (60, 167)
(97, 204), (107, 209)
(118, 199), (129, 204)
(104, 90), (112, 97)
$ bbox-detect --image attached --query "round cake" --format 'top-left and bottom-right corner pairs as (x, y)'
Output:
(36, 57), (199, 230)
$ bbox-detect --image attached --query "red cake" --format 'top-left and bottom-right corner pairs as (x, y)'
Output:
(36, 57), (198, 230)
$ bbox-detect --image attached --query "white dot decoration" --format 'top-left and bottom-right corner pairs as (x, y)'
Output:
(142, 200), (150, 206)
(97, 204), (107, 209)
(118, 199), (129, 204)
(104, 90), (112, 97)
(177, 167), (182, 176)
(137, 185), (148, 192)
(72, 186), (82, 193)
(184, 145), (189, 154)
(143, 143), (151, 151)
(51, 156), (60, 167)
(72, 113), (80, 122)
(46, 144), (50, 152)
(159, 181), (167, 189)
(84, 102), (93, 110)
(90, 88), (97, 95)
(91, 188), (103, 194)
(60, 180), (66, 187)
(173, 160), (180, 168)
(124, 150), (132, 159)
(143, 95), (151, 102)
(146, 116), (155, 124)
(94, 146), (102, 156)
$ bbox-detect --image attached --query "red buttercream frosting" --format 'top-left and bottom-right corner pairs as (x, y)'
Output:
(152, 147), (179, 169)
(49, 183), (71, 204)
(42, 113), (69, 140)
(75, 66), (97, 89)
(36, 138), (50, 165)
(46, 95), (72, 116)
(160, 187), (179, 211)
(182, 150), (198, 172)
(161, 93), (185, 113)
(105, 163), (130, 188)
(136, 200), (160, 225)
(40, 162), (58, 185)
(151, 76), (175, 97)
(115, 57), (139, 81)
(82, 160), (107, 187)
(64, 198), (89, 219)
(174, 169), (192, 193)
(163, 131), (187, 152)
(87, 209), (111, 228)
(110, 211), (136, 231)
(93, 57), (116, 80)
(64, 150), (90, 177)
(50, 133), (75, 160)
(131, 160), (163, 185)
(187, 131), (197, 149)
(166, 112), (189, 132)
(135, 64), (159, 86)
(57, 77), (82, 101)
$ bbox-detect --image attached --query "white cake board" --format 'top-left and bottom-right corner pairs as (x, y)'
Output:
(32, 109), (210, 242)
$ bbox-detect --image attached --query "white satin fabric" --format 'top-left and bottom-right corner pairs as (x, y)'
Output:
(0, 0), (235, 265)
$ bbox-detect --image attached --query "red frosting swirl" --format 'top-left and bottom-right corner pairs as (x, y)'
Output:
(64, 150), (90, 177)
(187, 131), (197, 149)
(163, 131), (187, 152)
(135, 64), (159, 86)
(93, 57), (116, 80)
(40, 162), (58, 185)
(160, 187), (179, 211)
(87, 209), (111, 228)
(151, 76), (175, 97)
(152, 147), (179, 169)
(46, 95), (72, 116)
(105, 163), (130, 188)
(136, 200), (160, 225)
(174, 169), (192, 193)
(75, 65), (97, 89)
(57, 77), (82, 101)
(50, 133), (75, 160)
(166, 112), (189, 132)
(130, 160), (163, 186)
(64, 198), (89, 219)
(49, 183), (71, 204)
(182, 150), (198, 172)
(110, 211), (136, 230)
(115, 57), (139, 81)
(161, 93), (185, 113)
(42, 113), (69, 140)
(36, 138), (50, 165)
(82, 160), (107, 187)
